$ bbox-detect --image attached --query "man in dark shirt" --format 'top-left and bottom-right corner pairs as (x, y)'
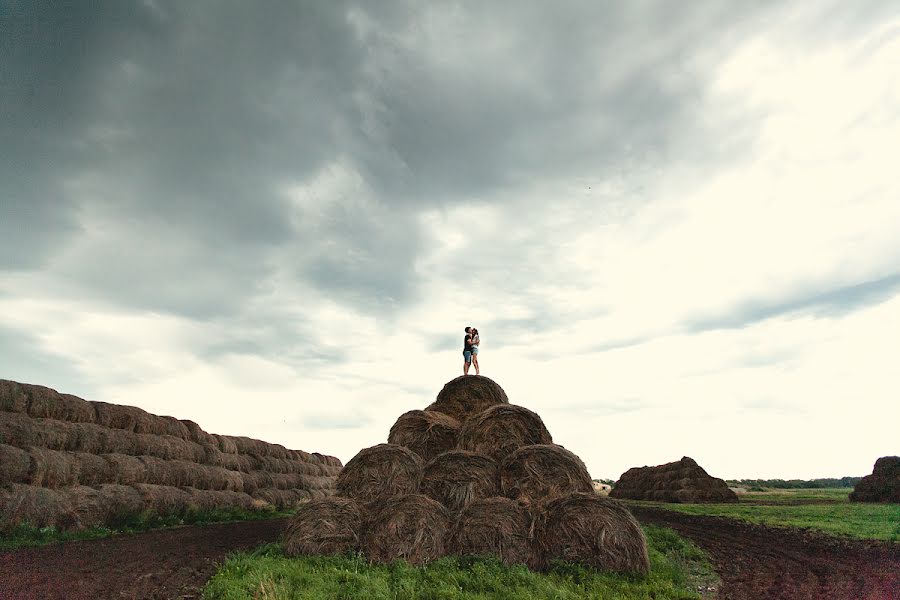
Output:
(463, 326), (474, 375)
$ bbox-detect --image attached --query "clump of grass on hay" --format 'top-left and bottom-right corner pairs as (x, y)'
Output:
(448, 496), (538, 568)
(387, 409), (461, 462)
(538, 492), (650, 575)
(361, 494), (452, 565)
(283, 497), (363, 557)
(457, 404), (552, 462)
(419, 450), (499, 513)
(500, 444), (594, 506)
(426, 375), (510, 422)
(336, 443), (423, 505)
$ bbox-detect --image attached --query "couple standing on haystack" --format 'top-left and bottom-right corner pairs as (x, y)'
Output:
(462, 326), (481, 375)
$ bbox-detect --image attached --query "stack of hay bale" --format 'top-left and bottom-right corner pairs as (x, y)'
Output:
(609, 456), (738, 503)
(0, 379), (341, 532)
(850, 456), (900, 503)
(284, 375), (649, 575)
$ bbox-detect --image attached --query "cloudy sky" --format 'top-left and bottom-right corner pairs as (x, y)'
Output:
(2, 1), (898, 480)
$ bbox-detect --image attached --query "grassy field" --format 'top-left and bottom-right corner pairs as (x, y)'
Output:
(0, 506), (294, 551)
(203, 525), (718, 600)
(625, 488), (900, 542)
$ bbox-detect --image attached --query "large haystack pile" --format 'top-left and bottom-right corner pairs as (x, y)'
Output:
(0, 379), (342, 532)
(283, 375), (648, 575)
(850, 456), (900, 503)
(609, 456), (737, 503)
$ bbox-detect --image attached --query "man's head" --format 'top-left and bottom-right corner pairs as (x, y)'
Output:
(465, 326), (471, 333)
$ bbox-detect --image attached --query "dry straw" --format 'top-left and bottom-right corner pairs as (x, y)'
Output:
(500, 444), (594, 506)
(388, 409), (461, 462)
(0, 443), (31, 484)
(609, 456), (737, 503)
(457, 404), (552, 462)
(850, 456), (900, 503)
(26, 386), (96, 424)
(427, 375), (509, 423)
(0, 483), (77, 532)
(283, 497), (363, 557)
(0, 379), (29, 413)
(420, 450), (499, 513)
(448, 497), (538, 568)
(28, 447), (79, 488)
(537, 492), (650, 575)
(336, 443), (423, 505)
(362, 494), (452, 565)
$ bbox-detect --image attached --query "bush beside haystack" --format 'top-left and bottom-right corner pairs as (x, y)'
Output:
(388, 410), (460, 462)
(500, 444), (594, 506)
(610, 456), (737, 503)
(538, 492), (650, 575)
(362, 494), (452, 565)
(850, 456), (900, 503)
(429, 375), (509, 422)
(336, 443), (423, 505)
(448, 497), (537, 568)
(458, 404), (552, 462)
(283, 497), (363, 557)
(420, 450), (499, 513)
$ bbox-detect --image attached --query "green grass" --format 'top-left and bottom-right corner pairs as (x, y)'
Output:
(625, 489), (900, 542)
(0, 506), (294, 551)
(202, 525), (718, 600)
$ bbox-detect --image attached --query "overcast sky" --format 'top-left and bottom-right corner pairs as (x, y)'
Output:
(2, 1), (898, 480)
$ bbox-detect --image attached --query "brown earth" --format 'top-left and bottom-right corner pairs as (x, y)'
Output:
(630, 506), (900, 600)
(0, 517), (290, 600)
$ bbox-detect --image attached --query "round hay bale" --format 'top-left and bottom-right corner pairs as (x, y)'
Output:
(448, 497), (537, 567)
(362, 494), (452, 565)
(457, 404), (552, 462)
(180, 419), (219, 447)
(252, 488), (296, 510)
(92, 402), (148, 432)
(63, 485), (106, 529)
(0, 443), (31, 484)
(133, 483), (191, 516)
(28, 447), (79, 488)
(68, 422), (106, 454)
(0, 411), (68, 450)
(97, 484), (146, 524)
(500, 444), (594, 506)
(134, 415), (190, 440)
(103, 453), (148, 485)
(99, 427), (137, 455)
(0, 379), (29, 413)
(283, 497), (363, 557)
(214, 434), (238, 455)
(420, 450), (499, 513)
(133, 433), (205, 462)
(388, 410), (461, 462)
(336, 443), (423, 505)
(201, 444), (226, 467)
(538, 493), (649, 575)
(72, 452), (112, 486)
(0, 484), (78, 532)
(431, 375), (509, 422)
(24, 385), (96, 424)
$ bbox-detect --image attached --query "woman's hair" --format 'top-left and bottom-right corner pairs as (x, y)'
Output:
(472, 328), (479, 335)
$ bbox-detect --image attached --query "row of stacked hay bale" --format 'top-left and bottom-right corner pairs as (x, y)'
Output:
(850, 456), (900, 503)
(284, 375), (650, 575)
(609, 456), (738, 503)
(0, 379), (341, 532)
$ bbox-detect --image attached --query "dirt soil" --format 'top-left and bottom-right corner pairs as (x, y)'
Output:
(631, 506), (900, 600)
(0, 517), (290, 600)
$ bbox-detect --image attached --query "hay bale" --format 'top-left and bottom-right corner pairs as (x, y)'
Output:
(388, 410), (461, 462)
(609, 457), (737, 503)
(420, 450), (499, 513)
(103, 453), (148, 485)
(457, 404), (552, 462)
(62, 485), (106, 529)
(214, 434), (238, 455)
(97, 484), (146, 524)
(537, 492), (650, 575)
(133, 483), (191, 516)
(92, 402), (151, 432)
(0, 483), (78, 532)
(448, 497), (538, 567)
(68, 422), (106, 454)
(362, 494), (452, 565)
(430, 375), (509, 422)
(500, 444), (594, 506)
(0, 443), (31, 484)
(72, 452), (112, 486)
(134, 414), (191, 440)
(850, 456), (900, 503)
(252, 488), (297, 510)
(283, 497), (363, 557)
(132, 433), (205, 462)
(99, 427), (137, 455)
(336, 443), (423, 505)
(180, 419), (219, 447)
(28, 447), (79, 488)
(23, 384), (96, 424)
(0, 379), (28, 413)
(0, 411), (69, 450)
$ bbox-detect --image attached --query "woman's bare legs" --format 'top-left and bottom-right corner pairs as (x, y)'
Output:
(472, 350), (480, 375)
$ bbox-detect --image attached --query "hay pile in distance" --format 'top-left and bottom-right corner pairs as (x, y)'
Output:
(336, 443), (423, 505)
(458, 404), (552, 462)
(850, 456), (900, 503)
(500, 444), (594, 506)
(420, 450), (499, 513)
(538, 492), (650, 575)
(609, 456), (738, 503)
(283, 497), (363, 557)
(388, 410), (460, 462)
(361, 494), (452, 565)
(448, 497), (537, 568)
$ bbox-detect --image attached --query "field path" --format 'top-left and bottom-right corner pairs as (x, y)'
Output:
(631, 506), (900, 600)
(0, 517), (291, 599)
